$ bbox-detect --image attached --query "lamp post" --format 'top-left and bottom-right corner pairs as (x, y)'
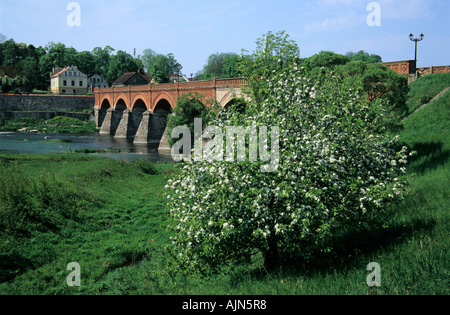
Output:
(409, 33), (424, 64)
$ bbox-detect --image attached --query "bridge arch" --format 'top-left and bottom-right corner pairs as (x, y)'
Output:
(152, 93), (175, 113)
(97, 98), (112, 128)
(219, 90), (238, 108)
(114, 98), (128, 111)
(110, 98), (128, 136)
(114, 94), (130, 110)
(131, 94), (150, 111)
(149, 98), (173, 144)
(130, 99), (148, 138)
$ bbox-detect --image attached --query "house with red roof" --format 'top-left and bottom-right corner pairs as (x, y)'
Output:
(50, 66), (88, 95)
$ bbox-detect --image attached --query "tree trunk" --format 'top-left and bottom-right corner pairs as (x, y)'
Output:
(264, 231), (279, 271)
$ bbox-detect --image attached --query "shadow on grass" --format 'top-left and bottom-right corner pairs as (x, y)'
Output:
(0, 254), (33, 283)
(407, 142), (449, 174)
(229, 211), (436, 284)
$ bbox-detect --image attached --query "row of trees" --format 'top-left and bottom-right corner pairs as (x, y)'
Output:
(196, 48), (383, 81)
(0, 32), (386, 93)
(0, 35), (185, 92)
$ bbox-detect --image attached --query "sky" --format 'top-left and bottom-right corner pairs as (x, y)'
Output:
(0, 0), (449, 76)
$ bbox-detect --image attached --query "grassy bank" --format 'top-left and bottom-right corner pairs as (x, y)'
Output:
(406, 72), (450, 114)
(0, 91), (448, 295)
(0, 116), (97, 134)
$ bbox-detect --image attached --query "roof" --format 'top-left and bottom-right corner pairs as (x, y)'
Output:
(51, 66), (70, 78)
(51, 66), (87, 78)
(112, 71), (151, 85)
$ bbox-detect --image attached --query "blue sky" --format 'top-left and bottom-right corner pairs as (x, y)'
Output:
(1, 0), (449, 75)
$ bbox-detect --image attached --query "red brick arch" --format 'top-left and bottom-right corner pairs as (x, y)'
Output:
(99, 96), (113, 109)
(113, 93), (130, 110)
(152, 92), (176, 113)
(131, 95), (150, 112)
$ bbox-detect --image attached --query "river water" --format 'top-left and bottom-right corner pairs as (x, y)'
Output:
(0, 132), (175, 163)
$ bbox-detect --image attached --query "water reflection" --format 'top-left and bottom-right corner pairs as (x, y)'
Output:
(0, 132), (175, 163)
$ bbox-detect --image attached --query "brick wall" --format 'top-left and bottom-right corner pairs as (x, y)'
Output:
(417, 65), (450, 76)
(382, 60), (416, 75)
(381, 60), (450, 83)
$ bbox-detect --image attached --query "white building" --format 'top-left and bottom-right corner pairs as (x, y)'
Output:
(50, 66), (88, 95)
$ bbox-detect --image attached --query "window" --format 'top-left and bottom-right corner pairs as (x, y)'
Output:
(71, 81), (75, 86)
(62, 89), (66, 93)
(79, 81), (83, 87)
(63, 80), (67, 86)
(69, 72), (72, 76)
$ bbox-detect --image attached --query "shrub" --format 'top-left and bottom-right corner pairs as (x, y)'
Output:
(166, 92), (220, 148)
(134, 159), (158, 175)
(303, 51), (350, 69)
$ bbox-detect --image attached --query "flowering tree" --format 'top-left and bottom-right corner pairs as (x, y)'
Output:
(166, 35), (409, 271)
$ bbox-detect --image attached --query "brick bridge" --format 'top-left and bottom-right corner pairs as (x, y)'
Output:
(94, 78), (247, 150)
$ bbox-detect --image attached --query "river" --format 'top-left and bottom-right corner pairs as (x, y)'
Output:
(0, 132), (175, 163)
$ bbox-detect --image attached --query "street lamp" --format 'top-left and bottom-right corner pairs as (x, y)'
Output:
(409, 33), (424, 64)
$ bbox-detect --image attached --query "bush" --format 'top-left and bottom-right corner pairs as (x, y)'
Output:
(303, 51), (350, 69)
(166, 92), (220, 148)
(134, 159), (158, 175)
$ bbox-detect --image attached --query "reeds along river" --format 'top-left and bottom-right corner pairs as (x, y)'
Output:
(0, 132), (175, 163)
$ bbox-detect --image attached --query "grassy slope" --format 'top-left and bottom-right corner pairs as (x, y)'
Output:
(0, 89), (448, 295)
(0, 155), (178, 294)
(406, 72), (450, 115)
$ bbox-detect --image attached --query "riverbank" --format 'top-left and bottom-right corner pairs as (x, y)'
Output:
(0, 116), (97, 133)
(0, 110), (93, 122)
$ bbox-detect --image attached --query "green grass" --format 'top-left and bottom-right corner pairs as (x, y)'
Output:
(406, 72), (450, 114)
(0, 87), (448, 295)
(0, 116), (97, 133)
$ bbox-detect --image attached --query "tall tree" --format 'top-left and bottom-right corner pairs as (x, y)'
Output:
(106, 50), (143, 85)
(1, 39), (20, 67)
(38, 42), (77, 86)
(20, 56), (40, 91)
(140, 49), (182, 83)
(198, 52), (239, 80)
(92, 46), (115, 79)
(74, 51), (96, 75)
(167, 32), (410, 272)
(237, 30), (301, 105)
(346, 50), (382, 64)
(303, 51), (350, 69)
